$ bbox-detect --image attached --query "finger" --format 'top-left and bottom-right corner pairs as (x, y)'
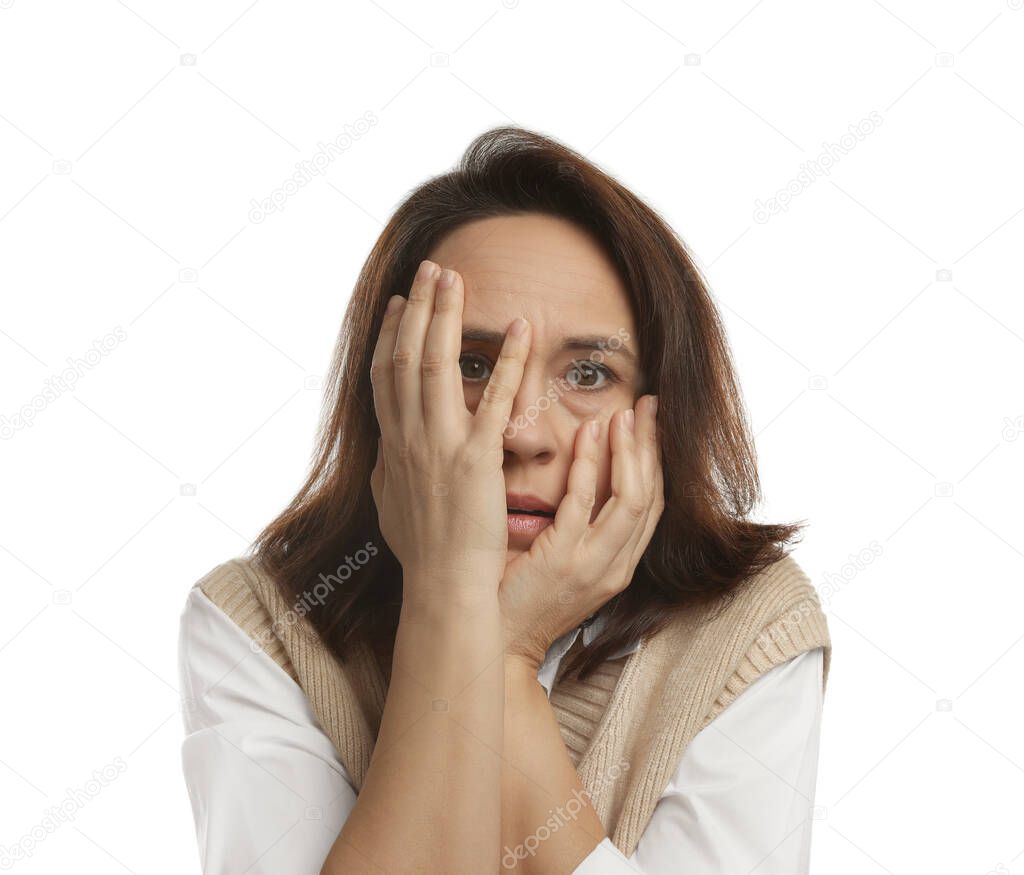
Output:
(619, 400), (660, 559)
(472, 316), (531, 441)
(393, 259), (441, 439)
(647, 394), (664, 493)
(371, 437), (384, 516)
(369, 293), (407, 438)
(630, 395), (663, 566)
(548, 418), (602, 544)
(634, 395), (660, 509)
(649, 396), (664, 523)
(590, 406), (648, 560)
(421, 267), (466, 439)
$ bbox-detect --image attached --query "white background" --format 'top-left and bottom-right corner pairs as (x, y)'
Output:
(1, 1), (1022, 872)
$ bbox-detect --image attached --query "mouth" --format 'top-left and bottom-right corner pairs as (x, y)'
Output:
(505, 492), (557, 517)
(505, 497), (556, 541)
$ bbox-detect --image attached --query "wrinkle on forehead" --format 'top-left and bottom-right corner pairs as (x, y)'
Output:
(460, 267), (620, 303)
(430, 214), (630, 314)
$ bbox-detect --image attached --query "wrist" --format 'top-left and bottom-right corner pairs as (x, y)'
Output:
(500, 620), (551, 675)
(504, 650), (543, 679)
(401, 572), (500, 624)
(400, 594), (500, 633)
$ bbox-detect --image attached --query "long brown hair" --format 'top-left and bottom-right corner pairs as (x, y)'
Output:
(250, 125), (805, 683)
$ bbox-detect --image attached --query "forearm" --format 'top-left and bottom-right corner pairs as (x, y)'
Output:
(500, 657), (607, 874)
(321, 586), (505, 874)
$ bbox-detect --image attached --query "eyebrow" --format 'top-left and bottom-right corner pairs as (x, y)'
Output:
(461, 326), (639, 368)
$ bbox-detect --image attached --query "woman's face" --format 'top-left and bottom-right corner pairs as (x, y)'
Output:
(426, 213), (644, 562)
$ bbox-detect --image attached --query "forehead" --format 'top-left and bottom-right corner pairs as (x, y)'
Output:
(425, 213), (636, 340)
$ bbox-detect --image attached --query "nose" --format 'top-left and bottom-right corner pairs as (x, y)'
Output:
(502, 364), (559, 463)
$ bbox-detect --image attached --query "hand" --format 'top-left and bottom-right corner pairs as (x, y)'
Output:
(498, 395), (664, 670)
(370, 260), (531, 608)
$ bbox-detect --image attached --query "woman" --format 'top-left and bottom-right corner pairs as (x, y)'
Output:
(179, 126), (831, 874)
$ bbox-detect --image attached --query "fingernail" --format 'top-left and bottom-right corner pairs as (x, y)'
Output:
(438, 268), (456, 288)
(588, 420), (600, 440)
(385, 295), (403, 314)
(511, 317), (529, 337)
(624, 409), (635, 432)
(651, 395), (658, 415)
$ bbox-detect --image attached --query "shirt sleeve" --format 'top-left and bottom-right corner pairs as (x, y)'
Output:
(177, 586), (358, 875)
(571, 647), (826, 875)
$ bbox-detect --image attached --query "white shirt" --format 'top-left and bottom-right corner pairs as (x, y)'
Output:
(178, 587), (824, 874)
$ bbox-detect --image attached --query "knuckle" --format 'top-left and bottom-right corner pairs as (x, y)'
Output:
(575, 490), (597, 511)
(626, 497), (648, 521)
(369, 360), (389, 386)
(392, 347), (415, 370)
(420, 353), (447, 379)
(481, 377), (511, 406)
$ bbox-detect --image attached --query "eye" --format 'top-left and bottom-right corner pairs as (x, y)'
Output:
(459, 354), (621, 392)
(566, 359), (619, 391)
(459, 353), (491, 383)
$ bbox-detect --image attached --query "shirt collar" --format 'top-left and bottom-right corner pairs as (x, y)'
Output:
(542, 602), (641, 666)
(535, 603), (640, 698)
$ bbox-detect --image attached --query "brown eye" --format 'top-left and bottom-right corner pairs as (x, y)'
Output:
(459, 353), (491, 382)
(567, 360), (616, 391)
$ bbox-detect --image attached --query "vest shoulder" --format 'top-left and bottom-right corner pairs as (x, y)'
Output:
(190, 556), (300, 680)
(650, 552), (831, 685)
(193, 556), (254, 602)
(721, 551), (832, 697)
(711, 551), (825, 626)
(655, 552), (823, 631)
(192, 556), (276, 619)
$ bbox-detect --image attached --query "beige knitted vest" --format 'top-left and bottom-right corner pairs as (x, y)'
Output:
(196, 553), (831, 857)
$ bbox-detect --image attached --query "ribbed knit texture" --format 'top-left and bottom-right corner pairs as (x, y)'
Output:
(550, 651), (628, 769)
(195, 553), (831, 858)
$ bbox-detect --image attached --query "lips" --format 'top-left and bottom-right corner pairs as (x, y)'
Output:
(505, 491), (556, 517)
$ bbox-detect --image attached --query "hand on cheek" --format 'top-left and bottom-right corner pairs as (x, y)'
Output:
(498, 396), (664, 669)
